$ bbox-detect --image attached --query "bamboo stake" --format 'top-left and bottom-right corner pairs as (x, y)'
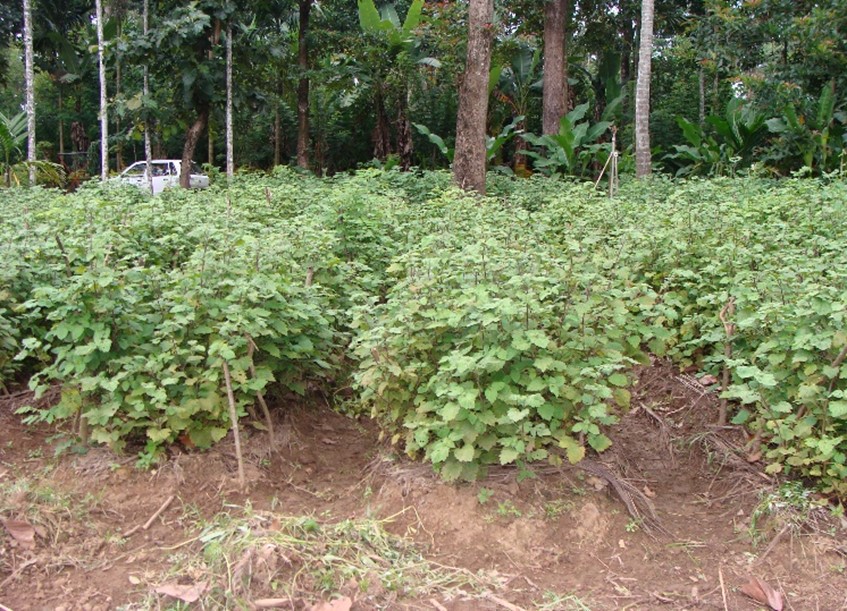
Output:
(222, 360), (246, 488)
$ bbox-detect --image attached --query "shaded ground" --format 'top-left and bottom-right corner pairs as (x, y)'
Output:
(2, 364), (846, 610)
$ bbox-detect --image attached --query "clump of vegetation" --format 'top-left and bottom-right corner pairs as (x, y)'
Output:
(2, 171), (847, 496)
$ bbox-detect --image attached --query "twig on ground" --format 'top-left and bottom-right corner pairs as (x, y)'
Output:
(429, 600), (448, 611)
(123, 494), (175, 537)
(758, 523), (791, 563)
(0, 558), (38, 590)
(483, 592), (526, 611)
(719, 565), (729, 611)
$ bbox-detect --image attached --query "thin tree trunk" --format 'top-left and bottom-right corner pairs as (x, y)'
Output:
(453, 0), (494, 194)
(296, 0), (312, 170)
(397, 90), (413, 171)
(58, 86), (64, 158)
(634, 0), (654, 178)
(542, 0), (567, 135)
(226, 23), (234, 179)
(181, 107), (209, 188)
(698, 65), (706, 127)
(143, 0), (153, 193)
(23, 0), (36, 185)
(273, 77), (281, 166)
(96, 0), (108, 180)
(115, 19), (123, 170)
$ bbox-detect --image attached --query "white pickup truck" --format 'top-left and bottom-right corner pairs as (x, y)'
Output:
(116, 159), (210, 195)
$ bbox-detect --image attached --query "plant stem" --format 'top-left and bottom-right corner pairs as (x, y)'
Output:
(222, 360), (246, 489)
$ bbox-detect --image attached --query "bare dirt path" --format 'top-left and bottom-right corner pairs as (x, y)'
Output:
(2, 366), (846, 610)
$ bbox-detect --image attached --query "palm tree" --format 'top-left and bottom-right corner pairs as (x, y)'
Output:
(23, 0), (35, 185)
(635, 0), (654, 178)
(95, 0), (108, 180)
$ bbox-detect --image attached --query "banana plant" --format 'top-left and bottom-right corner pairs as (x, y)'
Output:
(521, 102), (613, 177)
(0, 112), (27, 187)
(666, 98), (770, 176)
(414, 116), (524, 166)
(766, 80), (846, 174)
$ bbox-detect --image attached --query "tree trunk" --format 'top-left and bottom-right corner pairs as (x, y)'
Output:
(143, 0), (153, 194)
(372, 86), (391, 161)
(273, 76), (281, 166)
(634, 0), (654, 178)
(226, 23), (234, 179)
(453, 0), (494, 194)
(180, 107), (209, 188)
(296, 0), (312, 170)
(96, 0), (108, 180)
(23, 0), (36, 185)
(542, 0), (567, 135)
(698, 65), (706, 127)
(397, 91), (413, 170)
(115, 19), (123, 170)
(58, 86), (64, 159)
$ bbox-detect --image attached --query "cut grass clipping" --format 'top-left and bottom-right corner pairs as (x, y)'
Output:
(139, 506), (502, 608)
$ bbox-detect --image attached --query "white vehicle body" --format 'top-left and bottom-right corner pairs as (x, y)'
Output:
(117, 159), (210, 195)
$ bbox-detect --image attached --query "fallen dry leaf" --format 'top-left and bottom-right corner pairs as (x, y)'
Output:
(2, 518), (36, 549)
(643, 485), (656, 498)
(310, 596), (353, 611)
(740, 576), (784, 610)
(128, 575), (142, 585)
(698, 374), (719, 386)
(155, 581), (208, 603)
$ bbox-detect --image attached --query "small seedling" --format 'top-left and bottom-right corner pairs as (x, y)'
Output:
(477, 487), (493, 505)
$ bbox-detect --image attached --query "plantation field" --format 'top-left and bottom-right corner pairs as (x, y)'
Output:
(1, 171), (847, 608)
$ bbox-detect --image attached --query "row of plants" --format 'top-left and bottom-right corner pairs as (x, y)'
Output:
(1, 171), (846, 495)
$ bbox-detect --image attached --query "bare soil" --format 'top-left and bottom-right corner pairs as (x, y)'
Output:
(2, 364), (846, 610)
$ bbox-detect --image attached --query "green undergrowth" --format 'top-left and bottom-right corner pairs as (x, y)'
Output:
(2, 169), (846, 495)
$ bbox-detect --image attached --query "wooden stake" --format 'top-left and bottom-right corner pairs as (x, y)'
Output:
(222, 360), (246, 489)
(718, 297), (736, 426)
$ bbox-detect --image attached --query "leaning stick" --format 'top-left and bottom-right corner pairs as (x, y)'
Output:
(222, 360), (246, 489)
(718, 297), (736, 426)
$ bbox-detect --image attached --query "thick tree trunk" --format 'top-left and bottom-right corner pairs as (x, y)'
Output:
(96, 0), (108, 180)
(296, 0), (312, 170)
(181, 107), (209, 188)
(226, 23), (234, 179)
(453, 0), (494, 194)
(542, 0), (567, 135)
(634, 0), (654, 178)
(23, 0), (36, 185)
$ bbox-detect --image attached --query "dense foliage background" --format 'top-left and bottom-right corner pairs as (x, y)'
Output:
(0, 0), (845, 180)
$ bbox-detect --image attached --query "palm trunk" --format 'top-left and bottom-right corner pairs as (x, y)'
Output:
(453, 0), (494, 194)
(143, 0), (153, 194)
(23, 0), (36, 185)
(181, 107), (209, 188)
(226, 23), (234, 179)
(296, 0), (312, 170)
(634, 0), (654, 178)
(96, 0), (108, 180)
(542, 0), (567, 135)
